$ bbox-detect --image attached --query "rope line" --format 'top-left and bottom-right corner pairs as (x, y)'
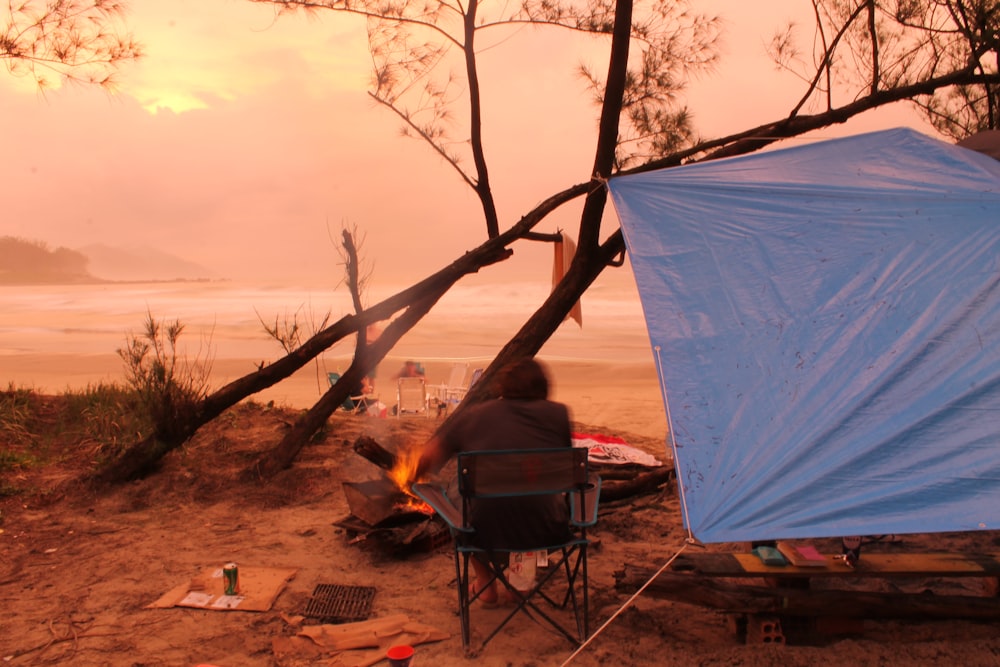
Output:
(559, 540), (691, 666)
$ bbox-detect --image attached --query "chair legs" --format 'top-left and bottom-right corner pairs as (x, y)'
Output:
(457, 551), (471, 649)
(456, 544), (589, 654)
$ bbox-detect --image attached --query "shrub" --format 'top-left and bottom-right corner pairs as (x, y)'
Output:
(118, 313), (212, 441)
(0, 384), (34, 446)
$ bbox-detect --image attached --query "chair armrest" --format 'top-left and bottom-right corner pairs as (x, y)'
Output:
(570, 476), (601, 527)
(412, 482), (470, 532)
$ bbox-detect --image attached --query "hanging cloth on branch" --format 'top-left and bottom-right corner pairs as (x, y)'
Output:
(552, 233), (583, 327)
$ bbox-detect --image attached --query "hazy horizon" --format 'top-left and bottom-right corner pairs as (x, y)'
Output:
(2, 1), (933, 288)
(0, 279), (667, 435)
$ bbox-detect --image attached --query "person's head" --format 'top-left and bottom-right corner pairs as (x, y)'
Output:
(497, 358), (550, 401)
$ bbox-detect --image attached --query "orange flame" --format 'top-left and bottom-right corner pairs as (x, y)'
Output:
(389, 446), (433, 514)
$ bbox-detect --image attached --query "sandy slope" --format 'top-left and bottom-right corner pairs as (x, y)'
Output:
(1, 402), (999, 667)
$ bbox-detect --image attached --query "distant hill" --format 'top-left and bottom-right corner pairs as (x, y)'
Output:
(0, 236), (221, 284)
(0, 236), (95, 284)
(80, 244), (220, 282)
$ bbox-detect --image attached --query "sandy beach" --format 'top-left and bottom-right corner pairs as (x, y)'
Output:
(3, 284), (1000, 666)
(0, 280), (669, 440)
(2, 359), (1000, 666)
(2, 354), (669, 443)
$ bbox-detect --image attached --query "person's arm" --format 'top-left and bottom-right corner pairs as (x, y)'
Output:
(414, 436), (448, 481)
(559, 402), (573, 447)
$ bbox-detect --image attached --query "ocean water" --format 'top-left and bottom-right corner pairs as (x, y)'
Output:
(0, 280), (654, 364)
(1, 280), (667, 438)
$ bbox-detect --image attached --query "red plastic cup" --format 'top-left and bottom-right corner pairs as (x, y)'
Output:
(386, 645), (415, 667)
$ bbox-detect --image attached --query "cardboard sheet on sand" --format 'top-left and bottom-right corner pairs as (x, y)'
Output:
(147, 566), (297, 612)
(272, 613), (449, 667)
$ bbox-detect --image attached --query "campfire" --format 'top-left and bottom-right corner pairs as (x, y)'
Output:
(336, 437), (447, 555)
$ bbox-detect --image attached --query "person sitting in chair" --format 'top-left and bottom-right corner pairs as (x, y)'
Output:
(414, 358), (573, 606)
(394, 359), (425, 379)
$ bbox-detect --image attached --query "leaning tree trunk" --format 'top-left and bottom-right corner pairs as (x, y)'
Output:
(96, 0), (628, 484)
(91, 240), (516, 483)
(459, 0), (634, 408)
(235, 187), (599, 481)
(90, 179), (595, 484)
(242, 291), (442, 480)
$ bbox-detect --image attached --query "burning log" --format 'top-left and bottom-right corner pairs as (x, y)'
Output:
(338, 441), (447, 555)
(353, 436), (398, 470)
(337, 480), (447, 556)
(342, 478), (432, 527)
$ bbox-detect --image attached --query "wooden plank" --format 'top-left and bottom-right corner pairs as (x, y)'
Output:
(669, 551), (1000, 578)
(615, 567), (1000, 619)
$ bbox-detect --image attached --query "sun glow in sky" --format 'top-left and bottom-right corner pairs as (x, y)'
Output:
(2, 0), (929, 287)
(129, 3), (370, 114)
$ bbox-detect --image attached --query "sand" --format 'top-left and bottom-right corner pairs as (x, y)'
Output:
(2, 355), (668, 441)
(2, 358), (1000, 667)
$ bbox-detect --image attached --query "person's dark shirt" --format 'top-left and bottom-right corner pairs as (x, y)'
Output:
(437, 398), (573, 550)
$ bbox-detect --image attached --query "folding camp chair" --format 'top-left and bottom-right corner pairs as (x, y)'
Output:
(427, 362), (469, 405)
(468, 367), (484, 390)
(413, 447), (600, 654)
(327, 372), (378, 414)
(395, 376), (430, 417)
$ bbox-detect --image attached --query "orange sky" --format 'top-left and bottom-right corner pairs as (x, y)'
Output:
(2, 1), (929, 289)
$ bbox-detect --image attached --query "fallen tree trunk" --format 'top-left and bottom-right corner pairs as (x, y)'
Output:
(614, 567), (1000, 619)
(599, 467), (674, 502)
(92, 240), (515, 484)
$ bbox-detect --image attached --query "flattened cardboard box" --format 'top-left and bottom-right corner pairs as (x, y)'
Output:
(148, 566), (298, 612)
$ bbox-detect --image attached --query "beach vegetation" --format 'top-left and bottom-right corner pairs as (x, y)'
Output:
(0, 448), (37, 472)
(0, 236), (96, 285)
(1, 0), (142, 90)
(0, 384), (35, 447)
(61, 383), (150, 462)
(0, 383), (149, 496)
(259, 304), (332, 355)
(117, 313), (212, 444)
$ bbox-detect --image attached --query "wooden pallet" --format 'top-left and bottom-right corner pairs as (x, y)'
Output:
(617, 551), (1000, 645)
(668, 550), (1000, 579)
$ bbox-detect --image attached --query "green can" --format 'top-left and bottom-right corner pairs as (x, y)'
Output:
(223, 562), (239, 595)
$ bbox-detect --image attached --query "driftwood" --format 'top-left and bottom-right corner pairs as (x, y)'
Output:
(353, 436), (399, 471)
(599, 467), (674, 501)
(614, 567), (1000, 620)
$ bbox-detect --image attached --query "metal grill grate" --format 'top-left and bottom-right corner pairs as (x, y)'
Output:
(302, 584), (376, 623)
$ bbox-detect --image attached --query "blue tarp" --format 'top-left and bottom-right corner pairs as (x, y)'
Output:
(607, 127), (1000, 543)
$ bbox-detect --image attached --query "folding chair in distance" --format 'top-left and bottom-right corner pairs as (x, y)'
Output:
(413, 447), (601, 655)
(327, 372), (377, 414)
(396, 376), (430, 417)
(427, 362), (469, 405)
